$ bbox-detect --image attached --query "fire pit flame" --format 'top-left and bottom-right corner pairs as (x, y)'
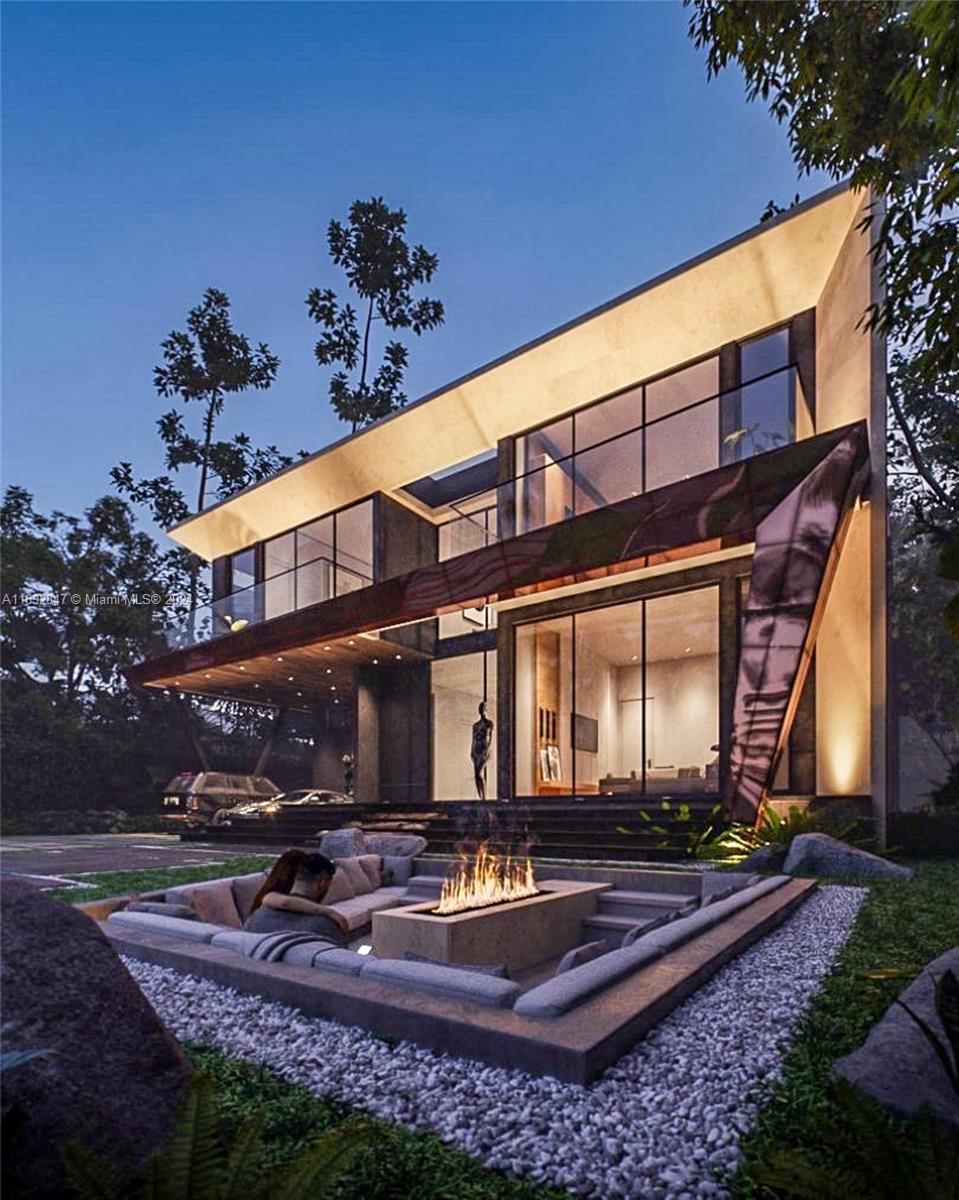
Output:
(434, 844), (538, 915)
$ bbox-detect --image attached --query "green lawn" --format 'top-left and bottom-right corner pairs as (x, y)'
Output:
(732, 858), (959, 1197)
(50, 855), (274, 904)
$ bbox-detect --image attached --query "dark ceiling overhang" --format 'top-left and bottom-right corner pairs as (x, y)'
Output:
(129, 422), (869, 705)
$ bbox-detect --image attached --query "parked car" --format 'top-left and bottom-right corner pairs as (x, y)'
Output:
(210, 788), (355, 826)
(161, 772), (281, 827)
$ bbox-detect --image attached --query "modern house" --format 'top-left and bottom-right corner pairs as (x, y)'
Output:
(130, 183), (889, 837)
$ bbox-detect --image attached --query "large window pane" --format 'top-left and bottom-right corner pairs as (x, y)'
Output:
(645, 357), (718, 422)
(737, 370), (794, 454)
(516, 459), (574, 533)
(431, 652), (497, 800)
(335, 499), (373, 584)
(518, 416), (573, 476)
(230, 548), (255, 593)
(573, 429), (642, 515)
(645, 398), (718, 491)
(644, 588), (719, 794)
(573, 601), (643, 793)
(296, 516), (333, 568)
(740, 327), (789, 383)
(514, 617), (573, 796)
(575, 386), (641, 453)
(264, 532), (295, 580)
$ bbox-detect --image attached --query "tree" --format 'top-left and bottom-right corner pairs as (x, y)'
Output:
(112, 288), (295, 614)
(685, 2), (959, 416)
(307, 197), (445, 432)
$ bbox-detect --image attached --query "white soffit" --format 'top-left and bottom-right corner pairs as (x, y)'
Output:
(170, 186), (862, 561)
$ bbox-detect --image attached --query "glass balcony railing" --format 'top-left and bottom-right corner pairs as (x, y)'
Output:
(161, 364), (803, 652)
(163, 555), (371, 651)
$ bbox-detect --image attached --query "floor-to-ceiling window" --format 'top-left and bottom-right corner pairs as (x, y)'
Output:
(513, 586), (719, 797)
(431, 651), (497, 800)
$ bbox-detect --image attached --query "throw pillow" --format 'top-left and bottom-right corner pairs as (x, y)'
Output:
(356, 854), (381, 891)
(364, 833), (427, 858)
(230, 871), (269, 921)
(554, 940), (609, 975)
(318, 827), (368, 859)
(179, 881), (242, 928)
(323, 866), (356, 904)
(335, 856), (373, 896)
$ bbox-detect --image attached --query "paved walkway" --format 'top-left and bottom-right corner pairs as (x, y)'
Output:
(0, 833), (273, 889)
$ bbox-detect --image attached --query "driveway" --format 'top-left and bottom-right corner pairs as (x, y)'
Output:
(0, 833), (273, 889)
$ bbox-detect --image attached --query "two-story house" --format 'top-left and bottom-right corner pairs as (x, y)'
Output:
(130, 182), (889, 836)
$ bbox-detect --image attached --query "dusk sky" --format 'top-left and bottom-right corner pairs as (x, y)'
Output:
(2, 2), (830, 530)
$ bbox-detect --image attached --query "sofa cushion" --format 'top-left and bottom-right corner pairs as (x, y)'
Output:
(308, 948), (365, 976)
(335, 856), (374, 896)
(364, 833), (427, 858)
(381, 855), (414, 885)
(230, 871), (269, 921)
(639, 875), (790, 954)
(622, 901), (696, 947)
(126, 901), (198, 921)
(553, 940), (608, 975)
(405, 952), (507, 978)
(361, 958), (521, 1009)
(514, 941), (664, 1018)
(356, 854), (381, 891)
(325, 886), (407, 931)
(106, 911), (223, 943)
(318, 828), (368, 859)
(164, 879), (242, 929)
(210, 930), (276, 957)
(323, 866), (356, 904)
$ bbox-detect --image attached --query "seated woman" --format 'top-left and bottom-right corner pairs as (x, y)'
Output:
(244, 849), (349, 943)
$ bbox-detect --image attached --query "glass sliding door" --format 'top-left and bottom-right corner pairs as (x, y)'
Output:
(644, 587), (719, 794)
(431, 652), (497, 801)
(513, 585), (720, 798)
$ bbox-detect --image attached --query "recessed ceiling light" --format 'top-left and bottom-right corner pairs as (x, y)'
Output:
(684, 646), (691, 654)
(348, 639), (355, 646)
(333, 698), (340, 705)
(239, 665), (246, 671)
(630, 655), (638, 662)
(326, 668), (332, 674)
(324, 645), (332, 651)
(205, 673), (212, 678)
(174, 681), (180, 686)
(287, 675), (294, 681)
(276, 656), (283, 662)
(372, 658), (379, 664)
(330, 685), (336, 691)
(296, 691), (303, 697)
(395, 654), (402, 660)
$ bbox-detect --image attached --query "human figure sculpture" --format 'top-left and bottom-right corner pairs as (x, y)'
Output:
(471, 701), (494, 800)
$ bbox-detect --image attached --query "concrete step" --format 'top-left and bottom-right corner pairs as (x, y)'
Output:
(596, 890), (689, 919)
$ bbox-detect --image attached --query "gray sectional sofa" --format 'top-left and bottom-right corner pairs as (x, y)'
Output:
(105, 849), (795, 1019)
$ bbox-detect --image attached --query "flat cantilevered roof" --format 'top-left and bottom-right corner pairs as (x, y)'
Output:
(168, 182), (863, 562)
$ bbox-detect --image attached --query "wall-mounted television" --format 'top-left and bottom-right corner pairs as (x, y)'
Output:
(571, 712), (599, 754)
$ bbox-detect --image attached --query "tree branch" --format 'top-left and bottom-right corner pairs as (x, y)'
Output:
(888, 384), (955, 513)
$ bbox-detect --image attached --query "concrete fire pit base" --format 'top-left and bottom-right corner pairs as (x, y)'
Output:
(372, 880), (609, 973)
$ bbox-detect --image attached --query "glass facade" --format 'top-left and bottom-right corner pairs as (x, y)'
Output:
(513, 587), (719, 797)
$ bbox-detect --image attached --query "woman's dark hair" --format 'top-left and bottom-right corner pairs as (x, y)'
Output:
(250, 849), (335, 914)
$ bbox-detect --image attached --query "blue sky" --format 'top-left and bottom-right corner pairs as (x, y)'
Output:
(2, 1), (829, 530)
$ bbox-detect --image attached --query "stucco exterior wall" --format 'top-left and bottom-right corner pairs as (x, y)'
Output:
(814, 192), (888, 834)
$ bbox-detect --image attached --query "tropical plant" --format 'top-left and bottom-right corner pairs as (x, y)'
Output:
(62, 1072), (374, 1200)
(745, 1077), (959, 1200)
(691, 804), (861, 863)
(307, 197), (444, 432)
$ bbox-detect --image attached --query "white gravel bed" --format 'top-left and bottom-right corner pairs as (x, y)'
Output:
(125, 884), (866, 1200)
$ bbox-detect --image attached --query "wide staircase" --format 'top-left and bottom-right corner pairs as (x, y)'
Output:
(185, 796), (720, 864)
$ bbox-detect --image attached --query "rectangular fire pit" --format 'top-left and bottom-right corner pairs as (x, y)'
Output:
(372, 880), (609, 974)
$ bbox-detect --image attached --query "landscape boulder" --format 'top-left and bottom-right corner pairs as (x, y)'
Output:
(0, 879), (192, 1198)
(737, 844), (787, 873)
(783, 832), (913, 879)
(833, 946), (959, 1131)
